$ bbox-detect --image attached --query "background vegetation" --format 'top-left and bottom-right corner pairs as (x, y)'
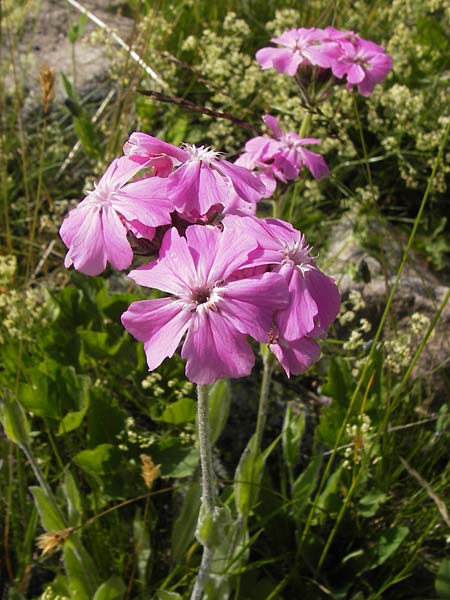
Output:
(1, 0), (449, 598)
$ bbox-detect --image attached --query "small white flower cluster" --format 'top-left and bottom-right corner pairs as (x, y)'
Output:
(40, 589), (69, 600)
(384, 312), (431, 374)
(116, 416), (155, 451)
(141, 372), (194, 401)
(340, 291), (372, 353)
(343, 414), (381, 470)
(0, 256), (50, 344)
(0, 254), (17, 286)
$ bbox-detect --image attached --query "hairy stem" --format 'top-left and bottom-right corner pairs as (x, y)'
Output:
(196, 384), (216, 511)
(255, 350), (275, 452)
(191, 384), (216, 600)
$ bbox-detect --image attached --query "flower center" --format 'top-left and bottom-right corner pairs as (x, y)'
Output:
(86, 182), (113, 208)
(183, 144), (221, 163)
(192, 287), (211, 304)
(281, 236), (315, 271)
(190, 286), (222, 313)
(281, 133), (301, 149)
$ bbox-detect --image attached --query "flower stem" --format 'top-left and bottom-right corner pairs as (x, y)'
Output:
(191, 384), (216, 600)
(196, 384), (216, 511)
(255, 349), (275, 452)
(299, 112), (312, 138)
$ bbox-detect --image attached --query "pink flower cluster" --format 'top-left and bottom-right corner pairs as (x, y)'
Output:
(236, 115), (329, 196)
(256, 26), (392, 96)
(60, 132), (340, 384)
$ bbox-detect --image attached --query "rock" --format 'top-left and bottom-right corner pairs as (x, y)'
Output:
(5, 0), (134, 103)
(326, 212), (450, 404)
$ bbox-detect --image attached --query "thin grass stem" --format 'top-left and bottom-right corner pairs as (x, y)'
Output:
(299, 117), (450, 550)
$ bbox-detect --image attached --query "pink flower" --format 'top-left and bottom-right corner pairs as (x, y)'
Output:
(60, 156), (173, 276)
(124, 133), (265, 217)
(121, 220), (289, 384)
(237, 114), (329, 190)
(166, 144), (265, 216)
(328, 34), (393, 96)
(256, 28), (339, 76)
(244, 217), (340, 341)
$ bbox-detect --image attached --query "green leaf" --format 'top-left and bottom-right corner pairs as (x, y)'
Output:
(436, 558), (450, 599)
(74, 444), (120, 477)
(19, 371), (59, 419)
(87, 389), (126, 447)
(63, 469), (82, 527)
(93, 576), (126, 600)
(30, 486), (65, 531)
(0, 395), (30, 446)
(79, 330), (125, 359)
(171, 482), (201, 562)
(160, 398), (196, 424)
(154, 443), (198, 479)
(68, 13), (87, 44)
(371, 526), (409, 568)
(204, 518), (250, 599)
(133, 509), (152, 584)
(314, 464), (344, 524)
(234, 435), (265, 519)
(316, 358), (355, 447)
(291, 454), (322, 523)
(209, 379), (231, 445)
(282, 403), (305, 472)
(64, 541), (96, 599)
(157, 592), (183, 600)
(196, 504), (232, 549)
(358, 490), (388, 518)
(57, 369), (91, 435)
(73, 114), (100, 159)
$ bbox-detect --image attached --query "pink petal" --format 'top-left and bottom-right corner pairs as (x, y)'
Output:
(63, 206), (107, 276)
(347, 63), (366, 84)
(272, 29), (301, 46)
(275, 264), (318, 340)
(123, 132), (187, 163)
(243, 136), (272, 159)
(197, 164), (231, 214)
(299, 148), (329, 180)
(220, 272), (289, 341)
(60, 203), (89, 248)
(270, 336), (321, 377)
(168, 161), (201, 212)
(104, 155), (150, 189)
(129, 228), (196, 295)
(215, 159), (265, 203)
(102, 206), (133, 271)
(256, 47), (302, 75)
(303, 43), (339, 69)
(121, 298), (191, 370)
(211, 216), (259, 281)
(263, 114), (283, 138)
(181, 309), (255, 384)
(304, 268), (340, 331)
(114, 177), (173, 227)
(331, 59), (350, 79)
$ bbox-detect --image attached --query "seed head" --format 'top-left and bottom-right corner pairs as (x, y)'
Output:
(36, 527), (75, 555)
(140, 454), (161, 489)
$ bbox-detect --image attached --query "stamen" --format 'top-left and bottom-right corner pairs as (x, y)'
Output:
(183, 144), (222, 162)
